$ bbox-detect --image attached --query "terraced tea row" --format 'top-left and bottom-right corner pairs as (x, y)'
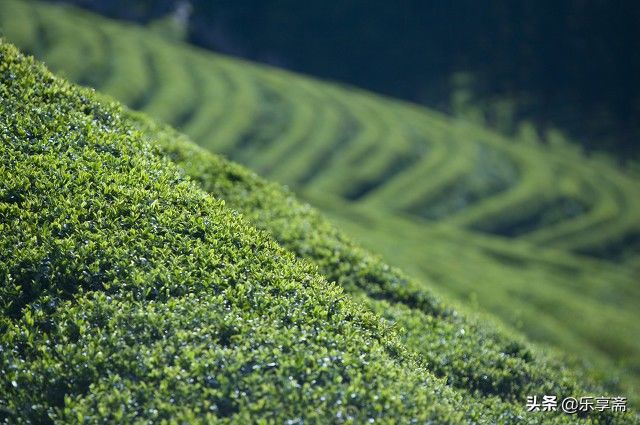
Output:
(4, 0), (639, 263)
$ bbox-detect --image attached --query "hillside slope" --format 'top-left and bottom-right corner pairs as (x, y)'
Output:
(1, 40), (637, 423)
(1, 0), (638, 401)
(1, 0), (638, 403)
(3, 0), (639, 260)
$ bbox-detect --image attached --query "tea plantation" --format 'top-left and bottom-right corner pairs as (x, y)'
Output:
(1, 38), (632, 424)
(1, 0), (639, 421)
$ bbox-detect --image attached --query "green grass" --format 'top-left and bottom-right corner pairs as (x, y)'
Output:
(1, 0), (639, 417)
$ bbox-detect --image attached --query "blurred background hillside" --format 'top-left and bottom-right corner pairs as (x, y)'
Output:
(51, 0), (640, 161)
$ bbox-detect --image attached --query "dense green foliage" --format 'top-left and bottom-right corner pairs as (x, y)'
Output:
(145, 120), (623, 405)
(0, 41), (447, 423)
(2, 40), (636, 423)
(1, 0), (639, 405)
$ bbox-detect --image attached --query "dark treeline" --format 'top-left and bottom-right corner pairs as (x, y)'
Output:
(52, 0), (640, 160)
